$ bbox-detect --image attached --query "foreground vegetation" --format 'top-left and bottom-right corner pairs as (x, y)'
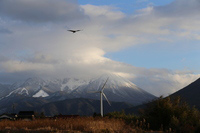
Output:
(108, 96), (200, 132)
(1, 96), (200, 132)
(0, 117), (140, 133)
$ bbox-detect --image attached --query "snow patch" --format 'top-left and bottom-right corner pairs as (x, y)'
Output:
(0, 89), (18, 100)
(61, 78), (89, 91)
(6, 90), (17, 97)
(19, 88), (29, 95)
(33, 90), (49, 97)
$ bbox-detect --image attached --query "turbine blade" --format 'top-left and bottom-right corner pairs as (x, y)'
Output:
(102, 93), (111, 106)
(101, 77), (109, 91)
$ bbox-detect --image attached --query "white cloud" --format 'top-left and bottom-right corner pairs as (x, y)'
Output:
(131, 71), (200, 96)
(0, 0), (199, 96)
(81, 5), (125, 21)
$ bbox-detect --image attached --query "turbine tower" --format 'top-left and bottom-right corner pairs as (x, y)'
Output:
(90, 78), (111, 117)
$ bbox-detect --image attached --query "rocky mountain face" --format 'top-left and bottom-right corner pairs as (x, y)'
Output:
(0, 74), (156, 115)
(0, 83), (12, 98)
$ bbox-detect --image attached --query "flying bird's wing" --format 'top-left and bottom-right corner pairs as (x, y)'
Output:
(67, 29), (82, 33)
(68, 30), (75, 32)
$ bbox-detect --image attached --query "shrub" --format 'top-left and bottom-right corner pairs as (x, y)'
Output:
(140, 96), (200, 132)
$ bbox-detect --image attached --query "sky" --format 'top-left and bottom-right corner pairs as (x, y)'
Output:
(0, 0), (200, 96)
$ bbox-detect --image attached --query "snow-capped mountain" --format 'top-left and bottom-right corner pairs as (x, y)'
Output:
(0, 74), (156, 105)
(69, 74), (156, 105)
(10, 77), (47, 96)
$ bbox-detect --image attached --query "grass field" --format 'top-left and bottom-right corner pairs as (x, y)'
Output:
(0, 117), (143, 133)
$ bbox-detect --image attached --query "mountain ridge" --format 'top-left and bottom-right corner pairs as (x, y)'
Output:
(0, 74), (156, 105)
(0, 74), (157, 115)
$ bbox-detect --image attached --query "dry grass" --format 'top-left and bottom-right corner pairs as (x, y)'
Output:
(0, 117), (142, 133)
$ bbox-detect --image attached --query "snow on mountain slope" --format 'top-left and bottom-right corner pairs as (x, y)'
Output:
(22, 77), (46, 87)
(61, 78), (89, 92)
(71, 74), (145, 95)
(0, 74), (156, 105)
(43, 78), (89, 93)
(3, 77), (47, 97)
(0, 77), (48, 98)
(0, 87), (29, 100)
(5, 90), (16, 97)
(33, 90), (49, 97)
(19, 88), (29, 95)
(69, 74), (156, 105)
(0, 84), (12, 98)
(93, 74), (140, 90)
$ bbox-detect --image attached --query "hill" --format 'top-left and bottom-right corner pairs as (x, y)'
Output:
(125, 77), (200, 114)
(170, 77), (200, 109)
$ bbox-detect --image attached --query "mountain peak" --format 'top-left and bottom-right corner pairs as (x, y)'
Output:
(23, 77), (46, 86)
(93, 73), (138, 90)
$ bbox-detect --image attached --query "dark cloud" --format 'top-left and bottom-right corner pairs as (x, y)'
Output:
(0, 71), (39, 84)
(154, 0), (200, 17)
(0, 28), (12, 34)
(0, 0), (86, 23)
(0, 55), (9, 62)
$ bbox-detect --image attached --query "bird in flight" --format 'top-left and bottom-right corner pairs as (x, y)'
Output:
(67, 30), (82, 33)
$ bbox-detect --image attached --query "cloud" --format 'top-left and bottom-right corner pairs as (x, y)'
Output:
(0, 56), (199, 96)
(0, 0), (199, 97)
(0, 55), (9, 63)
(0, 0), (85, 23)
(155, 0), (200, 17)
(130, 70), (200, 96)
(81, 5), (125, 21)
(0, 28), (12, 34)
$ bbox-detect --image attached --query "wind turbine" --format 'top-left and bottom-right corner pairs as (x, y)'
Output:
(89, 78), (111, 117)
